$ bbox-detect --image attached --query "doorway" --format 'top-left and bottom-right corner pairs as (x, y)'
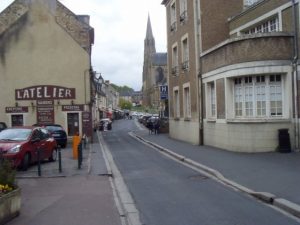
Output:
(67, 113), (79, 136)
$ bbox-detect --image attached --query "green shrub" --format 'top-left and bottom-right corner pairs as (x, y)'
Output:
(0, 156), (16, 189)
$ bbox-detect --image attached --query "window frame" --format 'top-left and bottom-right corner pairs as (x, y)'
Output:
(207, 82), (216, 118)
(181, 35), (189, 71)
(179, 0), (188, 23)
(173, 87), (180, 119)
(171, 43), (179, 76)
(232, 74), (284, 119)
(183, 83), (191, 119)
(170, 1), (177, 32)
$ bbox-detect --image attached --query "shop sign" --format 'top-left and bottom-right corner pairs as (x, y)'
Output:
(37, 100), (54, 125)
(5, 107), (28, 113)
(62, 105), (84, 111)
(15, 85), (75, 100)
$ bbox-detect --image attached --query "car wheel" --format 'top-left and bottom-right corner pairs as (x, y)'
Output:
(21, 153), (31, 171)
(49, 148), (57, 162)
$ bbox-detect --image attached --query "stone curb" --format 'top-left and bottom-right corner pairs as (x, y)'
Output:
(130, 132), (300, 219)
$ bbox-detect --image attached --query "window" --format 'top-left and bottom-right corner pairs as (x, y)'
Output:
(244, 17), (279, 34)
(179, 0), (187, 23)
(181, 37), (189, 71)
(244, 0), (259, 7)
(270, 75), (282, 116)
(170, 2), (177, 32)
(11, 115), (23, 126)
(174, 89), (180, 118)
(234, 78), (242, 117)
(172, 45), (178, 75)
(208, 82), (216, 117)
(183, 85), (191, 118)
(233, 75), (283, 118)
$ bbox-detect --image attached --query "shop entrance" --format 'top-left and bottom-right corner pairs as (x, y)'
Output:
(67, 113), (79, 136)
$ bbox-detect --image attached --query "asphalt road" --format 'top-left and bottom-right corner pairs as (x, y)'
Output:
(102, 119), (300, 225)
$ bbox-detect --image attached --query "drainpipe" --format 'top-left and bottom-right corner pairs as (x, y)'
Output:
(195, 0), (204, 145)
(291, 0), (299, 150)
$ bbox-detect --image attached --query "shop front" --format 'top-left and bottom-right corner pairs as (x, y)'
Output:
(4, 85), (92, 139)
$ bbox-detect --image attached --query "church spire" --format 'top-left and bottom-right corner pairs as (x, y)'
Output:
(146, 14), (154, 40)
(144, 14), (156, 55)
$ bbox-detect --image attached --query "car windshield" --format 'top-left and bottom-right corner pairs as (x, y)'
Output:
(0, 128), (31, 141)
(45, 126), (63, 132)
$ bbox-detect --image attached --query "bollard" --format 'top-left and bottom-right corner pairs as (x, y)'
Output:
(58, 145), (62, 173)
(78, 141), (82, 169)
(82, 134), (87, 150)
(37, 148), (42, 177)
(72, 133), (81, 159)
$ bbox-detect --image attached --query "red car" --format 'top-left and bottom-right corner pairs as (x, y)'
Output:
(0, 126), (57, 170)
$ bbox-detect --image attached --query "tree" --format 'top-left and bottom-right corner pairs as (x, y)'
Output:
(111, 84), (134, 93)
(119, 98), (132, 110)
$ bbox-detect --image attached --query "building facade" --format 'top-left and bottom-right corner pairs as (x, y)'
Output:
(202, 0), (299, 152)
(162, 0), (243, 145)
(0, 0), (94, 139)
(163, 0), (300, 152)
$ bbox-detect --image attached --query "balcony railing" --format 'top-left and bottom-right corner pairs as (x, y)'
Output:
(181, 60), (189, 71)
(170, 21), (177, 32)
(171, 66), (179, 75)
(180, 10), (187, 23)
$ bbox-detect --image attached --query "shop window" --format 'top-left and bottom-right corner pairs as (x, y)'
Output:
(11, 115), (23, 126)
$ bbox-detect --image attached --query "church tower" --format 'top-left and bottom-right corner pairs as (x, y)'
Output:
(142, 15), (156, 106)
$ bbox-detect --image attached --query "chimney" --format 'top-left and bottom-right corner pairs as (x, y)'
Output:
(77, 15), (90, 25)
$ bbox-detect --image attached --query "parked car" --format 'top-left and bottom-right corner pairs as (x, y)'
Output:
(42, 124), (68, 148)
(0, 122), (7, 132)
(98, 118), (112, 131)
(0, 126), (57, 170)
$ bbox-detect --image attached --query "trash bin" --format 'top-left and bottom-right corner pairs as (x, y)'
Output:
(278, 129), (291, 153)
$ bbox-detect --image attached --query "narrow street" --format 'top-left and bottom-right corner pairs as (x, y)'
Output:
(100, 119), (300, 225)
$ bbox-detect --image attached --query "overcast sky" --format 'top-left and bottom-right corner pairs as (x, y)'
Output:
(0, 0), (167, 91)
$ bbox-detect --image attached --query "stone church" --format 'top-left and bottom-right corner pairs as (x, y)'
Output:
(142, 15), (167, 114)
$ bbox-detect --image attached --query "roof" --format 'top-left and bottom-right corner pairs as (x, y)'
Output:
(0, 0), (94, 51)
(152, 53), (167, 66)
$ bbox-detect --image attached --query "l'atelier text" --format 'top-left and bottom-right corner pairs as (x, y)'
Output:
(15, 85), (76, 100)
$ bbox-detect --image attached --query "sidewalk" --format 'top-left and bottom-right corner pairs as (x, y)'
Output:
(133, 130), (300, 218)
(8, 135), (121, 225)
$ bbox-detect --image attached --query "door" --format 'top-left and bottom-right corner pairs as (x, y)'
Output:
(67, 113), (79, 136)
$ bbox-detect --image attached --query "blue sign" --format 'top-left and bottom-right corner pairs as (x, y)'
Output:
(160, 85), (168, 100)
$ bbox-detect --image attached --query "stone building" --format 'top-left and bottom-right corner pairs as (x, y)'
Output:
(162, 0), (242, 145)
(202, 0), (298, 152)
(0, 0), (94, 139)
(163, 0), (300, 152)
(142, 15), (168, 111)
